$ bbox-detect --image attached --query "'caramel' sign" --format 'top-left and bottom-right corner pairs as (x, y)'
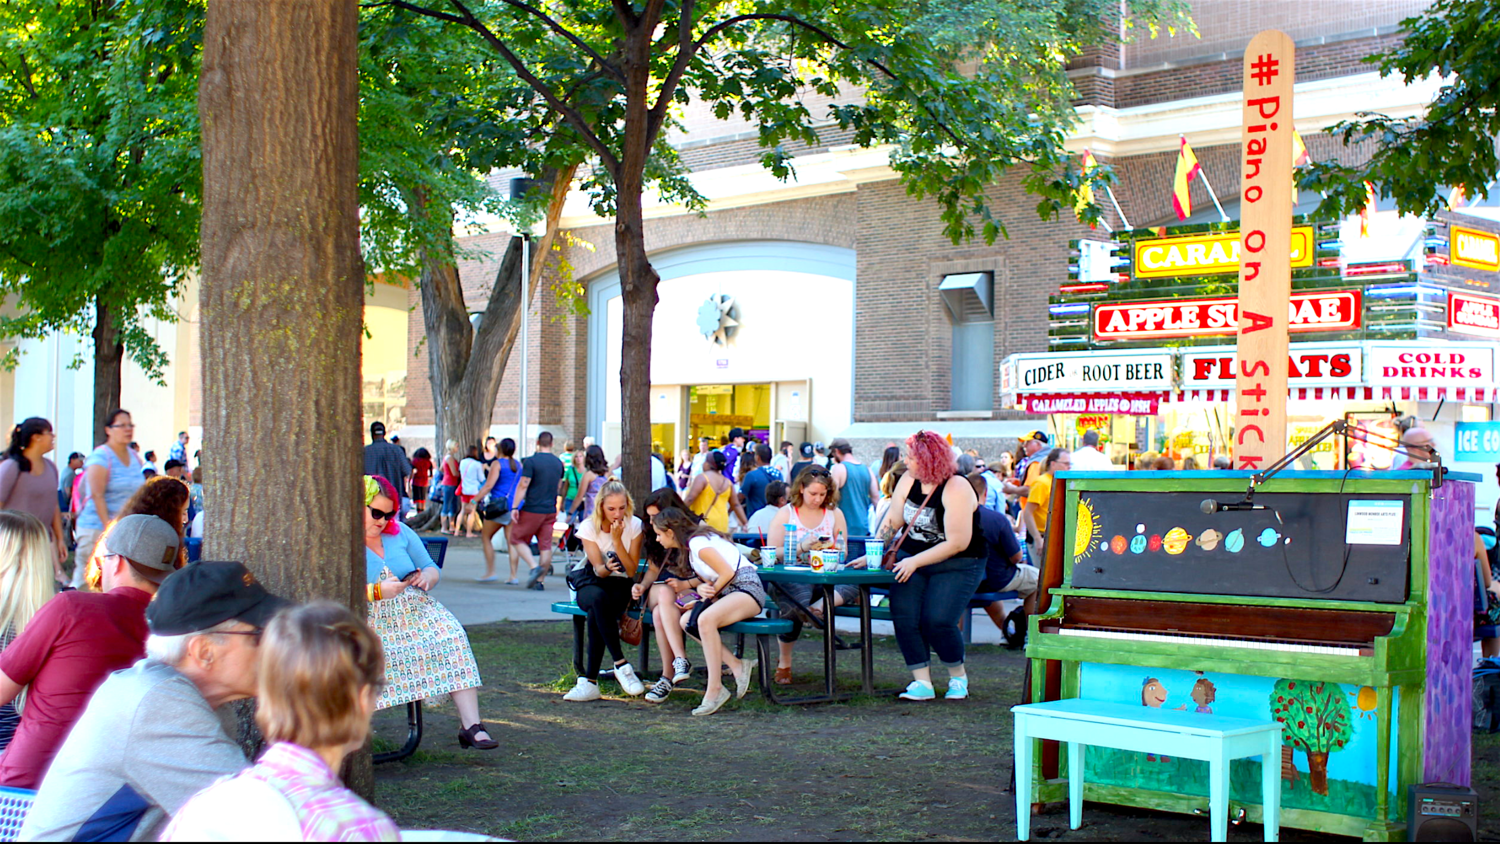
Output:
(1133, 227), (1314, 279)
(1452, 227), (1500, 272)
(1093, 290), (1360, 340)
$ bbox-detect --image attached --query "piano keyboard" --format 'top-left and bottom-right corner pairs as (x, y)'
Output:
(1056, 627), (1367, 656)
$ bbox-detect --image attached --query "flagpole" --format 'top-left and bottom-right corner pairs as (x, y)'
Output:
(1105, 185), (1131, 230)
(1200, 171), (1231, 222)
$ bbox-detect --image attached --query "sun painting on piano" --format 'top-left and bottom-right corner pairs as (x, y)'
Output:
(1348, 685), (1378, 720)
(1074, 497), (1102, 559)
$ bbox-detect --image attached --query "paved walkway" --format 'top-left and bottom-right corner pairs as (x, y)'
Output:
(424, 532), (1014, 645)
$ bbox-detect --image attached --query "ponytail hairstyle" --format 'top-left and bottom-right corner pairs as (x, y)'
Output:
(4, 418), (52, 473)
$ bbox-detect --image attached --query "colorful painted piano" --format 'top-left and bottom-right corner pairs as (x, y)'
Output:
(1022, 469), (1477, 841)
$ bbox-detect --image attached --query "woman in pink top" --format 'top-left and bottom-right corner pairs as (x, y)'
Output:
(163, 602), (399, 841)
(764, 467), (850, 685)
(0, 419), (64, 582)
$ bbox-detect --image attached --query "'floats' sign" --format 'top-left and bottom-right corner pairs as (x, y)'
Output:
(1093, 290), (1360, 340)
(1233, 31), (1296, 470)
(1132, 227), (1314, 279)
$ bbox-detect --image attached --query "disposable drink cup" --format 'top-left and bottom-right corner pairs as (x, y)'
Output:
(762, 547), (778, 566)
(865, 539), (883, 568)
(809, 550), (825, 572)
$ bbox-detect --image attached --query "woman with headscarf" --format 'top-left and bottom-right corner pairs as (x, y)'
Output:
(363, 475), (497, 750)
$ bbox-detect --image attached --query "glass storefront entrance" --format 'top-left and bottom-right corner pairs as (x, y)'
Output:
(687, 383), (772, 447)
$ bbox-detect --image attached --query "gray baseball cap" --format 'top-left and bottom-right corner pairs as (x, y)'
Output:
(101, 515), (181, 583)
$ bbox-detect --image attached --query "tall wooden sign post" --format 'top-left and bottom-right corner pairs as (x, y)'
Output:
(1233, 31), (1296, 470)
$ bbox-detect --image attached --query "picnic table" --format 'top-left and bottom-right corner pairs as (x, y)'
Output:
(756, 565), (894, 704)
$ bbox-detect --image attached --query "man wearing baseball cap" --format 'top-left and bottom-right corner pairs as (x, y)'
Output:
(722, 427), (747, 480)
(22, 561), (290, 842)
(0, 515), (179, 790)
(364, 420), (412, 506)
(1002, 431), (1050, 501)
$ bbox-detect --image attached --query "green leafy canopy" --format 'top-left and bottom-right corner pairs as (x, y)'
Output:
(0, 0), (202, 378)
(371, 0), (1192, 244)
(1302, 0), (1500, 219)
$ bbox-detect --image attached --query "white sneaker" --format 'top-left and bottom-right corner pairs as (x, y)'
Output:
(563, 678), (601, 702)
(615, 663), (646, 696)
(672, 657), (692, 684)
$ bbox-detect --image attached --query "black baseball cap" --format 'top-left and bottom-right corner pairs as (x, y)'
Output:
(147, 561), (292, 636)
(370, 421), (386, 437)
(799, 442), (814, 458)
(1027, 431), (1050, 444)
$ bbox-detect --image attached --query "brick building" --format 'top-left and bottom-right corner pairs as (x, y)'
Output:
(397, 0), (1466, 463)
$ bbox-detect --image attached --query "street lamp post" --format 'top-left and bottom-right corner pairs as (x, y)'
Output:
(510, 178), (539, 458)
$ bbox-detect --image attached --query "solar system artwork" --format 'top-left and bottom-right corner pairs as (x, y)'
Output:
(1068, 491), (1411, 603)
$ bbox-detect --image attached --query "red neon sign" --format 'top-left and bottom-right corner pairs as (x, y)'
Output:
(1092, 290), (1361, 341)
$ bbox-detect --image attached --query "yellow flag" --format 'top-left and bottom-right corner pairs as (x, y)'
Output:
(1172, 136), (1200, 221)
(1360, 181), (1377, 238)
(1075, 150), (1098, 228)
(1291, 131), (1309, 168)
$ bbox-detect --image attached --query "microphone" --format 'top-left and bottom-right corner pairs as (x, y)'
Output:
(1200, 498), (1267, 514)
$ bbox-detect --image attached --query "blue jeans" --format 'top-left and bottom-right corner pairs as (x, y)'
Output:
(441, 484), (460, 517)
(888, 554), (985, 670)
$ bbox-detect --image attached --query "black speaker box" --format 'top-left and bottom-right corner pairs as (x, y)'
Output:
(1408, 783), (1478, 842)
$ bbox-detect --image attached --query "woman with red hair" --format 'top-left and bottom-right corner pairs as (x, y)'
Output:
(364, 475), (497, 750)
(876, 431), (984, 702)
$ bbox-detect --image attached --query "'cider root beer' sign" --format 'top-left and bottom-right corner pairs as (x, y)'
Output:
(1233, 31), (1295, 471)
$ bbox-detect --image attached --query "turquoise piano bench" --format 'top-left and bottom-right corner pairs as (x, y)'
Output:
(1013, 698), (1282, 842)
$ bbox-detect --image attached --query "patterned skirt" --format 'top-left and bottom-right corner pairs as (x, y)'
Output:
(368, 570), (482, 709)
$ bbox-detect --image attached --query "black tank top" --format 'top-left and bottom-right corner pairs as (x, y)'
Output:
(899, 476), (983, 558)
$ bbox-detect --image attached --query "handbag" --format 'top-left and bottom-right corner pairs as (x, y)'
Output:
(619, 594), (645, 646)
(480, 494), (510, 522)
(565, 561), (600, 592)
(881, 483), (941, 571)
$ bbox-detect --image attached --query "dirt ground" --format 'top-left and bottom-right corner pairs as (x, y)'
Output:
(372, 621), (1500, 841)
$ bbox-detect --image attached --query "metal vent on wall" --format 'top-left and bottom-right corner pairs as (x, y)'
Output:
(939, 272), (994, 323)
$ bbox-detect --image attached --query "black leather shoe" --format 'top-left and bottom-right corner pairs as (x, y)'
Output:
(457, 723), (499, 750)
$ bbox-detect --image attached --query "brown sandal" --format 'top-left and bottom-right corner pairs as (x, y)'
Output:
(774, 667), (793, 685)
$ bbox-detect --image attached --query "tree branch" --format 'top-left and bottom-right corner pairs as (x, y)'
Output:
(475, 0), (624, 82)
(360, 0), (467, 25)
(692, 14), (965, 148)
(646, 0), (695, 142)
(11, 53), (40, 100)
(611, 0), (639, 31)
(386, 0), (621, 177)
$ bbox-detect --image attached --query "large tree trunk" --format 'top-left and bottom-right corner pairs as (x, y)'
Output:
(90, 298), (124, 446)
(415, 165), (576, 458)
(198, 0), (366, 790)
(615, 190), (659, 505)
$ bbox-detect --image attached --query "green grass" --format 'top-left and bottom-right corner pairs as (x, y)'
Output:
(372, 621), (1500, 841)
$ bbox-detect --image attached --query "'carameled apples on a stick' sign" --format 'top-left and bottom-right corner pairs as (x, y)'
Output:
(1233, 31), (1295, 471)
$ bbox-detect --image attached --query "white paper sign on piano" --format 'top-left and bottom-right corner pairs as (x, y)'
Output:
(1344, 499), (1404, 546)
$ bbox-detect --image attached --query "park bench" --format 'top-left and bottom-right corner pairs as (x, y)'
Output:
(550, 601), (792, 702)
(831, 591), (1019, 644)
(373, 536), (448, 765)
(1012, 698), (1282, 842)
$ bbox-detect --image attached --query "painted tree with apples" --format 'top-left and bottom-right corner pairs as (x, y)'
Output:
(1270, 678), (1353, 796)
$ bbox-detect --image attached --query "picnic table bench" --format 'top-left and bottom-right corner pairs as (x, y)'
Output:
(831, 590), (1021, 644)
(549, 601), (792, 702)
(1013, 698), (1283, 842)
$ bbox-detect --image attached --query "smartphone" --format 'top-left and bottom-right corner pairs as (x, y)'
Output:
(606, 551), (625, 573)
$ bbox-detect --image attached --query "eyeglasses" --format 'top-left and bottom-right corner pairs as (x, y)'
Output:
(108, 422), (135, 429)
(368, 505), (396, 521)
(219, 628), (264, 647)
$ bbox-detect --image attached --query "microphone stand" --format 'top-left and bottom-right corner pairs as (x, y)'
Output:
(1236, 419), (1444, 507)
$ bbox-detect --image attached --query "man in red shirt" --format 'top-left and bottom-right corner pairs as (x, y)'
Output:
(0, 514), (179, 788)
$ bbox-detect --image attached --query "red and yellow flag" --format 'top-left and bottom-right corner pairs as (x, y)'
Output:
(1291, 131), (1309, 168)
(1360, 181), (1377, 238)
(1172, 136), (1200, 221)
(1075, 150), (1098, 228)
(1451, 184), (1467, 208)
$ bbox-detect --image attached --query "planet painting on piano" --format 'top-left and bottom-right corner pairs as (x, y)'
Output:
(1074, 498), (1102, 559)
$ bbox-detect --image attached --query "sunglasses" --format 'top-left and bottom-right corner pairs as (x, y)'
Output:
(219, 627), (265, 647)
(368, 505), (397, 521)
